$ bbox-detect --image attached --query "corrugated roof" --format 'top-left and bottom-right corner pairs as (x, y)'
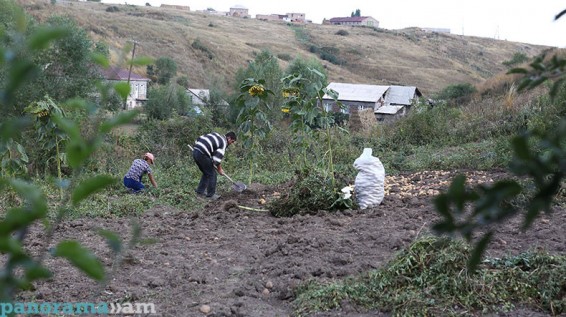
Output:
(99, 66), (149, 81)
(384, 85), (421, 106)
(375, 105), (404, 114)
(324, 82), (389, 102)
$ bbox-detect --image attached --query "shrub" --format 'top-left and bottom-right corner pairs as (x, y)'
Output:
(503, 52), (530, 67)
(191, 38), (214, 59)
(434, 83), (476, 104)
(106, 6), (119, 12)
(277, 53), (292, 61)
(335, 29), (349, 36)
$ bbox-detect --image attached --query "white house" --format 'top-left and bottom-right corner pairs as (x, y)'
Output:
(187, 88), (229, 114)
(99, 66), (149, 109)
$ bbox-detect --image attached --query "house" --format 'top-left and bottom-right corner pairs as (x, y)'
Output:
(229, 6), (250, 18)
(322, 82), (389, 114)
(196, 8), (229, 16)
(323, 83), (423, 123)
(376, 85), (422, 122)
(187, 88), (229, 114)
(326, 16), (379, 28)
(99, 67), (149, 109)
(285, 13), (306, 23)
(256, 12), (306, 23)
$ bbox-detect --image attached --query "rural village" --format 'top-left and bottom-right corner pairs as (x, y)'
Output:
(1, 0), (565, 317)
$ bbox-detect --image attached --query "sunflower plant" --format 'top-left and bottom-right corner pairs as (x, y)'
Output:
(235, 78), (274, 184)
(280, 68), (343, 188)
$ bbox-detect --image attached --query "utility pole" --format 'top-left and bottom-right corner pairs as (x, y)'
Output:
(123, 40), (138, 110)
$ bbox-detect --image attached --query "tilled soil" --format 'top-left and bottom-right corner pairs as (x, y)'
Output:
(17, 170), (566, 317)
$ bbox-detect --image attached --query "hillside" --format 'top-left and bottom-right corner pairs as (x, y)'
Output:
(19, 0), (553, 95)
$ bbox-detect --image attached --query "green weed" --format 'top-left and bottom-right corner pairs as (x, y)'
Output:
(293, 236), (566, 316)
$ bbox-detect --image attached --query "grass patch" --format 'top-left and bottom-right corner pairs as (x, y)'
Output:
(192, 38), (214, 59)
(293, 236), (566, 316)
(289, 24), (311, 46)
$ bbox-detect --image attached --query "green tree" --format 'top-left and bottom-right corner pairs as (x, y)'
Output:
(145, 83), (189, 120)
(154, 57), (177, 85)
(284, 57), (328, 94)
(234, 50), (283, 119)
(30, 16), (98, 105)
(0, 2), (144, 302)
(351, 9), (361, 17)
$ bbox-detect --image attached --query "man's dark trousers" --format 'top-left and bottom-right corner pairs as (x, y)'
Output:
(193, 148), (217, 197)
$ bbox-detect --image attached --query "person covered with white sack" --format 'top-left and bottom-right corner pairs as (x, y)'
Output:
(353, 148), (385, 209)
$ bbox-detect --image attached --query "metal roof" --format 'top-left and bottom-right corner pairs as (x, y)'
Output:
(384, 85), (422, 106)
(323, 82), (389, 103)
(375, 105), (404, 115)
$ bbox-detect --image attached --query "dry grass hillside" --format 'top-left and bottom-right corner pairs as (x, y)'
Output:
(19, 0), (553, 95)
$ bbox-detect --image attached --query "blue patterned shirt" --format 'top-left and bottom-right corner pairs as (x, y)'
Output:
(125, 159), (152, 181)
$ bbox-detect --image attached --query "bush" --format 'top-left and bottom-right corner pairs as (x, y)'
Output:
(503, 52), (530, 67)
(144, 84), (190, 120)
(335, 29), (349, 36)
(277, 53), (292, 61)
(434, 83), (476, 104)
(192, 38), (214, 59)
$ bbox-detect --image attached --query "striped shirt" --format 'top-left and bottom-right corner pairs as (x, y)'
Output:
(125, 159), (152, 181)
(194, 132), (228, 167)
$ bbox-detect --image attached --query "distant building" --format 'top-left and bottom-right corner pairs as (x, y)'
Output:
(323, 82), (423, 123)
(229, 6), (249, 18)
(256, 14), (286, 21)
(285, 13), (306, 23)
(160, 4), (190, 11)
(187, 88), (229, 114)
(99, 67), (149, 109)
(326, 16), (379, 28)
(196, 8), (228, 16)
(421, 27), (451, 33)
(256, 12), (306, 23)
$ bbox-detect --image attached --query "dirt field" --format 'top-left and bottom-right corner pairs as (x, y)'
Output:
(18, 170), (566, 316)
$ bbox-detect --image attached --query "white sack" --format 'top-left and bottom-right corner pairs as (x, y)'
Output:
(353, 148), (385, 209)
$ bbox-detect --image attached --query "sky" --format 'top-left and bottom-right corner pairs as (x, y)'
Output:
(101, 0), (566, 47)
